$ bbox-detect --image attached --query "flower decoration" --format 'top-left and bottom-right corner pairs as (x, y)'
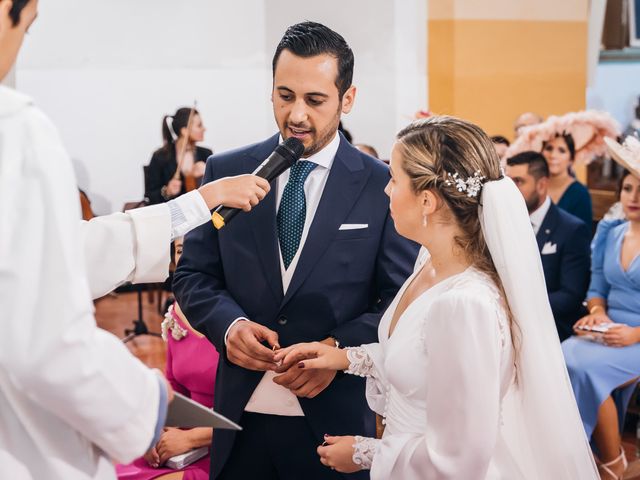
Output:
(160, 304), (188, 342)
(444, 170), (486, 198)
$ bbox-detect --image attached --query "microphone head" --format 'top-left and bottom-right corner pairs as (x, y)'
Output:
(278, 137), (305, 165)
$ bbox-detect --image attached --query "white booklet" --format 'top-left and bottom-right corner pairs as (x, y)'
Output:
(575, 322), (620, 334)
(165, 392), (242, 430)
(165, 446), (209, 470)
(575, 323), (623, 344)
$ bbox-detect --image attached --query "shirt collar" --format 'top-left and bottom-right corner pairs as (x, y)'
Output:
(278, 131), (340, 171)
(530, 195), (551, 231)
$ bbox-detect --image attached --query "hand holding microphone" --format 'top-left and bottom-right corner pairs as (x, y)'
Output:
(211, 137), (305, 229)
(198, 175), (271, 212)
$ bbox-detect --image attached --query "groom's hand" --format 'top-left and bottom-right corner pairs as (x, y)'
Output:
(273, 368), (336, 399)
(226, 320), (279, 371)
(272, 337), (337, 398)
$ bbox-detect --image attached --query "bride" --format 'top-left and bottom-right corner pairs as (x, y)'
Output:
(275, 116), (598, 479)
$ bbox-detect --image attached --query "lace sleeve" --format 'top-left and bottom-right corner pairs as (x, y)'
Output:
(344, 347), (376, 378)
(352, 436), (379, 470)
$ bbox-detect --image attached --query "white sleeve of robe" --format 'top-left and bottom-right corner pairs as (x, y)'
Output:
(0, 106), (160, 463)
(82, 189), (211, 300)
(81, 205), (171, 299)
(369, 292), (504, 480)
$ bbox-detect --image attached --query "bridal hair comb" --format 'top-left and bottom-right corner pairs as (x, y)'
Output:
(444, 170), (486, 198)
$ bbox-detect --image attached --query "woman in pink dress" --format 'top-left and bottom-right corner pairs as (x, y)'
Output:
(117, 238), (219, 480)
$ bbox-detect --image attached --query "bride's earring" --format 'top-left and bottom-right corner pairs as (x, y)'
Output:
(422, 195), (429, 228)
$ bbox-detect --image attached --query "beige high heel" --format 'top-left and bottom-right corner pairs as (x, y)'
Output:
(598, 447), (628, 480)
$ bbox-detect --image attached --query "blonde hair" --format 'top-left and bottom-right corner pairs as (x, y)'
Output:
(396, 116), (519, 363)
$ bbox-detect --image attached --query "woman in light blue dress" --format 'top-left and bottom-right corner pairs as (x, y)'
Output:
(562, 166), (640, 479)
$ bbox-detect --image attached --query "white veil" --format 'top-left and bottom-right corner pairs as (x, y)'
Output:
(479, 177), (599, 478)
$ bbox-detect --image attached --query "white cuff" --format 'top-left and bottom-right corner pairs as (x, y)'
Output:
(352, 436), (379, 470)
(168, 189), (211, 240)
(224, 317), (249, 346)
(344, 346), (376, 378)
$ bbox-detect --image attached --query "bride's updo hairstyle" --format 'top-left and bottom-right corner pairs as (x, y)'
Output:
(396, 116), (518, 352)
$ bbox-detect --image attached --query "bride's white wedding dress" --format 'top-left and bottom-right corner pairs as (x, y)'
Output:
(344, 177), (599, 479)
(347, 250), (518, 479)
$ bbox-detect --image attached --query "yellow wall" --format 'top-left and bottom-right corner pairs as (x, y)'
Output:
(428, 1), (589, 141)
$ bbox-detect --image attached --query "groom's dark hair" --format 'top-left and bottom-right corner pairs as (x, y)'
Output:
(272, 21), (354, 99)
(9, 0), (31, 26)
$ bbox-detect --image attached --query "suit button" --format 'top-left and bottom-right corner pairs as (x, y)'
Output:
(278, 316), (288, 325)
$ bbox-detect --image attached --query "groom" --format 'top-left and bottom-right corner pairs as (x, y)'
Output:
(174, 21), (418, 479)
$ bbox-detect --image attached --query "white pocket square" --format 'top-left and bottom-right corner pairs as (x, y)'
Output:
(541, 242), (557, 255)
(339, 223), (368, 231)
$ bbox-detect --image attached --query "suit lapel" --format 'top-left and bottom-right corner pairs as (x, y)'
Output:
(246, 135), (284, 302)
(536, 203), (558, 251)
(281, 140), (371, 307)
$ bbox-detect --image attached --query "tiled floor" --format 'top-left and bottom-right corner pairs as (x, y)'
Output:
(95, 289), (640, 479)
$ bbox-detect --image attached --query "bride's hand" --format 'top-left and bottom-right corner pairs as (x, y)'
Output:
(317, 435), (361, 473)
(274, 341), (350, 372)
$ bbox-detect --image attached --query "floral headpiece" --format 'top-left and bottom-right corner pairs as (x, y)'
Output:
(444, 170), (486, 198)
(504, 110), (621, 166)
(604, 135), (640, 178)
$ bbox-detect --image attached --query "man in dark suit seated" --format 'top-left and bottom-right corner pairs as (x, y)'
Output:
(173, 21), (419, 480)
(506, 151), (591, 341)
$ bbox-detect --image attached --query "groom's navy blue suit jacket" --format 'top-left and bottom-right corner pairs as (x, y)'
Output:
(173, 133), (419, 478)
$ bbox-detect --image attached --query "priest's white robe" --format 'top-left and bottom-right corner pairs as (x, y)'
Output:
(0, 85), (163, 479)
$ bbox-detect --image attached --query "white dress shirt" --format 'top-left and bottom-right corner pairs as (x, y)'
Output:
(529, 195), (551, 235)
(243, 132), (340, 416)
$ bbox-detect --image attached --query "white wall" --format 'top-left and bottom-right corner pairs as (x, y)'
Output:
(16, 0), (426, 214)
(587, 61), (640, 130)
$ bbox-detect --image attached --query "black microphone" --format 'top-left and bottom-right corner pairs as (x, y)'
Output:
(211, 137), (305, 230)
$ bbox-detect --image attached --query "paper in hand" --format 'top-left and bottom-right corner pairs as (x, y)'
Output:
(165, 392), (241, 430)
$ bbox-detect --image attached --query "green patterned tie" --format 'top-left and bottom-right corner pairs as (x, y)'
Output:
(277, 160), (318, 269)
